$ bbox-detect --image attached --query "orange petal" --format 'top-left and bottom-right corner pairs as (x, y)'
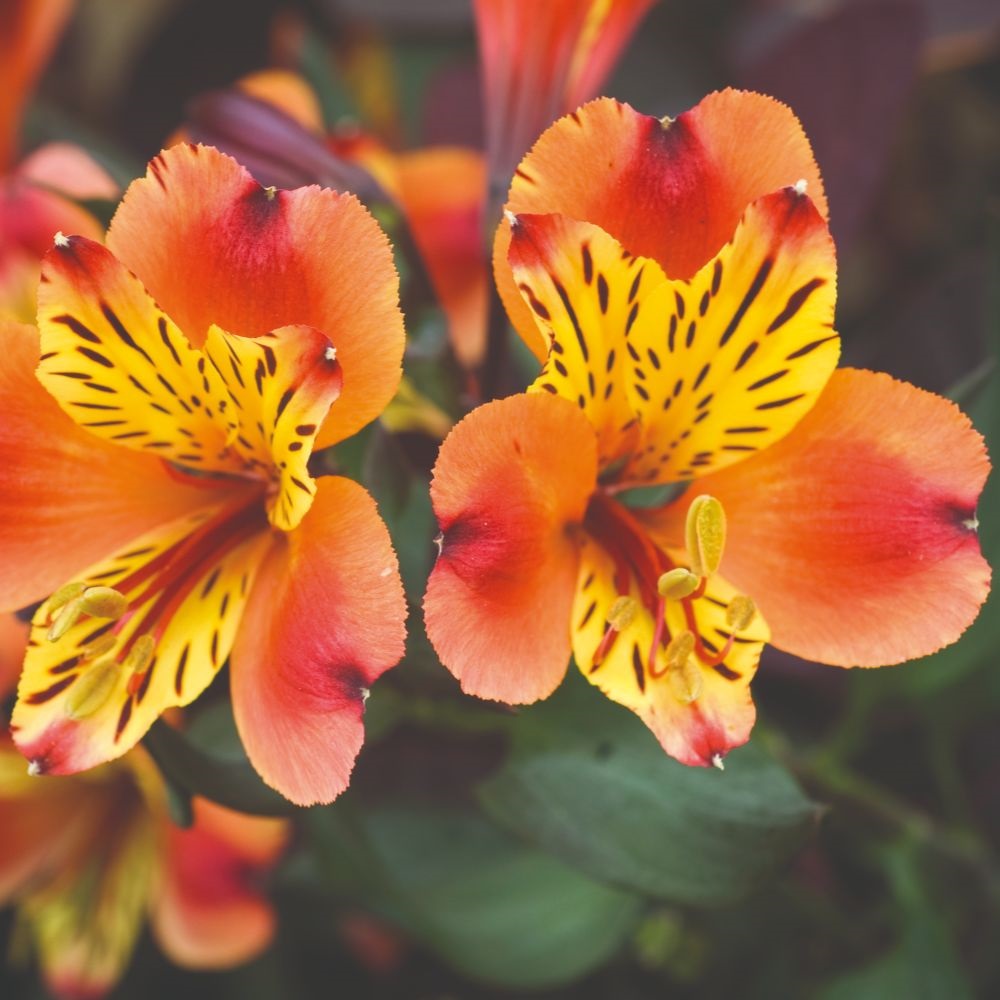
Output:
(497, 91), (826, 352)
(231, 476), (406, 806)
(152, 797), (287, 969)
(0, 0), (73, 170)
(642, 369), (991, 667)
(0, 321), (214, 611)
(424, 393), (597, 703)
(106, 144), (403, 447)
(0, 613), (28, 699)
(394, 147), (489, 369)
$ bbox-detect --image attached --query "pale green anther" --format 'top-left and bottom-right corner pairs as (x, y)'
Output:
(607, 595), (639, 631)
(66, 661), (119, 720)
(47, 597), (83, 642)
(726, 595), (756, 631)
(81, 633), (117, 660)
(657, 568), (700, 600)
(665, 630), (696, 669)
(668, 657), (703, 704)
(80, 586), (128, 620)
(123, 635), (155, 675)
(684, 495), (726, 578)
(47, 581), (86, 614)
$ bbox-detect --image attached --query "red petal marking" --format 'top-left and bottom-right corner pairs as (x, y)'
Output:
(497, 91), (826, 356)
(424, 393), (598, 703)
(106, 144), (404, 448)
(153, 797), (286, 969)
(0, 321), (215, 611)
(642, 368), (991, 667)
(231, 477), (406, 806)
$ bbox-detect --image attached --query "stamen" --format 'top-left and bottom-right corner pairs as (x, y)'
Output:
(668, 656), (703, 704)
(793, 178), (808, 195)
(504, 209), (518, 227)
(684, 495), (726, 578)
(123, 634), (155, 675)
(711, 753), (725, 771)
(80, 586), (128, 619)
(607, 595), (639, 631)
(46, 596), (84, 642)
(47, 581), (86, 614)
(66, 660), (119, 720)
(264, 185), (277, 201)
(81, 633), (118, 660)
(53, 231), (69, 247)
(657, 568), (699, 600)
(725, 596), (756, 631)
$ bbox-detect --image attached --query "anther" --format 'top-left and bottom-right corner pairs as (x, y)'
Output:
(668, 656), (703, 704)
(711, 753), (725, 771)
(66, 660), (119, 720)
(81, 633), (118, 660)
(47, 597), (84, 642)
(53, 231), (69, 247)
(264, 185), (277, 201)
(80, 586), (128, 620)
(725, 595), (756, 631)
(324, 346), (337, 362)
(606, 595), (639, 631)
(27, 760), (42, 777)
(665, 631), (696, 670)
(123, 634), (155, 675)
(47, 582), (86, 614)
(685, 495), (726, 578)
(793, 178), (808, 195)
(657, 568), (700, 600)
(503, 209), (518, 227)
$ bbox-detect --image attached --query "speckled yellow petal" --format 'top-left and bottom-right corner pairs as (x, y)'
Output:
(509, 211), (665, 468)
(621, 187), (839, 484)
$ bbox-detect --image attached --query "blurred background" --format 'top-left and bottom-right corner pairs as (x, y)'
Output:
(3, 0), (1000, 996)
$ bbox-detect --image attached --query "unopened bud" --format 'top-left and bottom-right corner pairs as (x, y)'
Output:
(80, 587), (127, 620)
(657, 568), (700, 600)
(725, 595), (756, 631)
(607, 596), (639, 631)
(685, 495), (726, 578)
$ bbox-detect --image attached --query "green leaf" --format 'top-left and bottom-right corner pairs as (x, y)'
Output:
(307, 801), (642, 989)
(478, 673), (818, 906)
(143, 705), (300, 818)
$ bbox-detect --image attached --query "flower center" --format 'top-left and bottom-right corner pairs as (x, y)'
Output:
(582, 489), (757, 703)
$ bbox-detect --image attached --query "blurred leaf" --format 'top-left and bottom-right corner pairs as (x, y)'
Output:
(819, 845), (973, 1000)
(478, 673), (818, 906)
(307, 801), (642, 989)
(361, 426), (434, 598)
(143, 706), (299, 817)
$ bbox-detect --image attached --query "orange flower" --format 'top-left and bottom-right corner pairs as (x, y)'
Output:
(0, 736), (287, 999)
(0, 0), (118, 321)
(423, 91), (990, 767)
(1, 142), (408, 806)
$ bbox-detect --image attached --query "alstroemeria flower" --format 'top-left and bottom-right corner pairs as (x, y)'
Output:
(424, 91), (990, 766)
(0, 736), (287, 999)
(0, 0), (119, 321)
(2, 141), (408, 805)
